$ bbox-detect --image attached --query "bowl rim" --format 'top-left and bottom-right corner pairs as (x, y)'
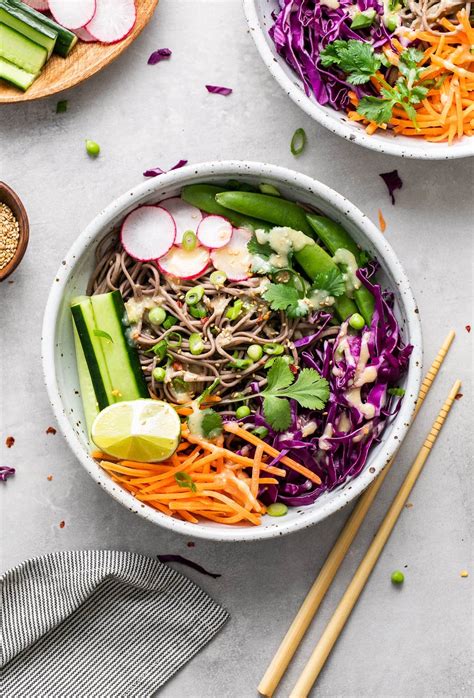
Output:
(0, 181), (30, 281)
(243, 0), (474, 160)
(41, 160), (422, 542)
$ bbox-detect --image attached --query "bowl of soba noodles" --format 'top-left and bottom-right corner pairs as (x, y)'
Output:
(42, 161), (422, 541)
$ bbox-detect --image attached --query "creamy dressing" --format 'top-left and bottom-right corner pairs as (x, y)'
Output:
(344, 388), (376, 419)
(125, 295), (162, 324)
(319, 423), (334, 451)
(337, 412), (351, 433)
(320, 0), (340, 8)
(255, 226), (314, 269)
(301, 421), (317, 438)
(306, 288), (335, 309)
(351, 331), (377, 388)
(333, 248), (361, 296)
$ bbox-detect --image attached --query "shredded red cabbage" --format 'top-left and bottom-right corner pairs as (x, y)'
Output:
(227, 263), (412, 507)
(143, 159), (188, 178)
(0, 466), (15, 481)
(205, 85), (233, 96)
(269, 0), (393, 110)
(380, 170), (403, 205)
(147, 48), (172, 65)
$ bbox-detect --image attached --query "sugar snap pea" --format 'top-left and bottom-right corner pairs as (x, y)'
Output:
(306, 214), (375, 324)
(181, 185), (270, 231)
(215, 191), (313, 236)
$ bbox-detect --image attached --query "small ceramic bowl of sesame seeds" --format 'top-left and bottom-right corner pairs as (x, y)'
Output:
(0, 182), (29, 281)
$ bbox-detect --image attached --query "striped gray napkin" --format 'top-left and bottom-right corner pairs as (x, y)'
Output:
(1, 550), (229, 697)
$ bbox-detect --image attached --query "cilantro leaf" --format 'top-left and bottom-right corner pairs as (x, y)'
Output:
(320, 40), (382, 85)
(175, 472), (197, 492)
(247, 235), (272, 258)
(93, 329), (114, 343)
(358, 249), (373, 266)
(357, 96), (395, 125)
(263, 283), (300, 311)
(200, 410), (223, 439)
(263, 395), (292, 431)
(262, 358), (329, 431)
(312, 268), (345, 297)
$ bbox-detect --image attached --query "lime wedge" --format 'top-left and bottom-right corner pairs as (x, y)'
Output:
(91, 399), (181, 462)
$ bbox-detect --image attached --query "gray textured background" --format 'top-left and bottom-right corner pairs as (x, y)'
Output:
(1, 1), (472, 696)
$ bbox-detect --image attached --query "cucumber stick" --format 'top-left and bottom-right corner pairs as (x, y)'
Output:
(71, 292), (149, 415)
(0, 2), (57, 58)
(0, 56), (37, 90)
(7, 0), (78, 57)
(0, 23), (47, 73)
(73, 324), (99, 436)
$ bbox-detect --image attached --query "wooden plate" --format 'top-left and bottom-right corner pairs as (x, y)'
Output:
(0, 0), (160, 103)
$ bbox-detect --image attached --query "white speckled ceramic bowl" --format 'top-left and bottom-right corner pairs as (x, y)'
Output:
(244, 0), (473, 160)
(42, 161), (422, 541)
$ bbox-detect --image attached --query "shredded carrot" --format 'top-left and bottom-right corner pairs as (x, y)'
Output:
(378, 209), (386, 233)
(349, 10), (473, 144)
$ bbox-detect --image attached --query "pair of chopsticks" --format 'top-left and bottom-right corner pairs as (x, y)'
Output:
(259, 330), (460, 698)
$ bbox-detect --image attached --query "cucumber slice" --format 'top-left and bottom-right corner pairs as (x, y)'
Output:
(0, 1), (57, 58)
(7, 0), (78, 57)
(71, 292), (149, 416)
(0, 23), (47, 73)
(0, 55), (37, 90)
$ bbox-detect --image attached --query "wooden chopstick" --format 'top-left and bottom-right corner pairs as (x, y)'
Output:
(258, 330), (455, 698)
(290, 378), (461, 698)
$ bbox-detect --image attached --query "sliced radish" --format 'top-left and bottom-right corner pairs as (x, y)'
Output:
(24, 1), (49, 10)
(49, 0), (96, 30)
(158, 246), (210, 280)
(197, 215), (233, 249)
(158, 198), (203, 244)
(86, 0), (136, 44)
(74, 27), (97, 43)
(210, 228), (252, 281)
(121, 206), (176, 262)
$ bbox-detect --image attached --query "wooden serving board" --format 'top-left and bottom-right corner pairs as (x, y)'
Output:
(0, 0), (160, 103)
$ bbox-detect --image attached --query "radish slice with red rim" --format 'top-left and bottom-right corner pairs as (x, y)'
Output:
(23, 0), (49, 10)
(74, 27), (97, 43)
(210, 228), (252, 281)
(158, 198), (203, 244)
(158, 246), (210, 280)
(121, 206), (176, 262)
(86, 0), (136, 44)
(49, 0), (96, 30)
(197, 215), (233, 249)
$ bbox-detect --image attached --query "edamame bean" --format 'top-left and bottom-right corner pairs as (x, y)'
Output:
(349, 313), (365, 330)
(148, 307), (166, 326)
(152, 367), (166, 382)
(85, 140), (100, 157)
(247, 344), (263, 361)
(391, 570), (404, 584)
(236, 405), (251, 418)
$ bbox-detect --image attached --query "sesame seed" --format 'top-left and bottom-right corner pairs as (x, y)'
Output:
(0, 203), (20, 270)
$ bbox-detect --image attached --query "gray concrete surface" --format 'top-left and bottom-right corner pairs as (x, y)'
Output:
(1, 1), (472, 696)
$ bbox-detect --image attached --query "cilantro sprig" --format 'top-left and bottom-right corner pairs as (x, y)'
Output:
(261, 358), (329, 431)
(320, 40), (385, 85)
(175, 472), (197, 492)
(262, 269), (345, 319)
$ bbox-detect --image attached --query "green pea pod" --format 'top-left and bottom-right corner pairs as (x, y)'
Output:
(215, 191), (313, 236)
(181, 184), (270, 231)
(306, 214), (375, 324)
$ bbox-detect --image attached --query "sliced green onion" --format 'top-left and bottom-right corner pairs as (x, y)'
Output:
(229, 358), (252, 370)
(210, 270), (227, 287)
(148, 307), (166, 326)
(189, 332), (205, 355)
(263, 342), (284, 356)
(56, 100), (68, 113)
(152, 340), (168, 361)
(267, 503), (288, 517)
(182, 230), (197, 251)
(167, 332), (182, 347)
(264, 354), (292, 369)
(226, 299), (243, 321)
(252, 427), (269, 438)
(163, 315), (178, 330)
(152, 366), (166, 382)
(189, 302), (207, 319)
(259, 183), (281, 197)
(388, 387), (406, 397)
(350, 9), (376, 29)
(185, 285), (205, 306)
(236, 405), (251, 419)
(290, 128), (306, 156)
(247, 344), (263, 362)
